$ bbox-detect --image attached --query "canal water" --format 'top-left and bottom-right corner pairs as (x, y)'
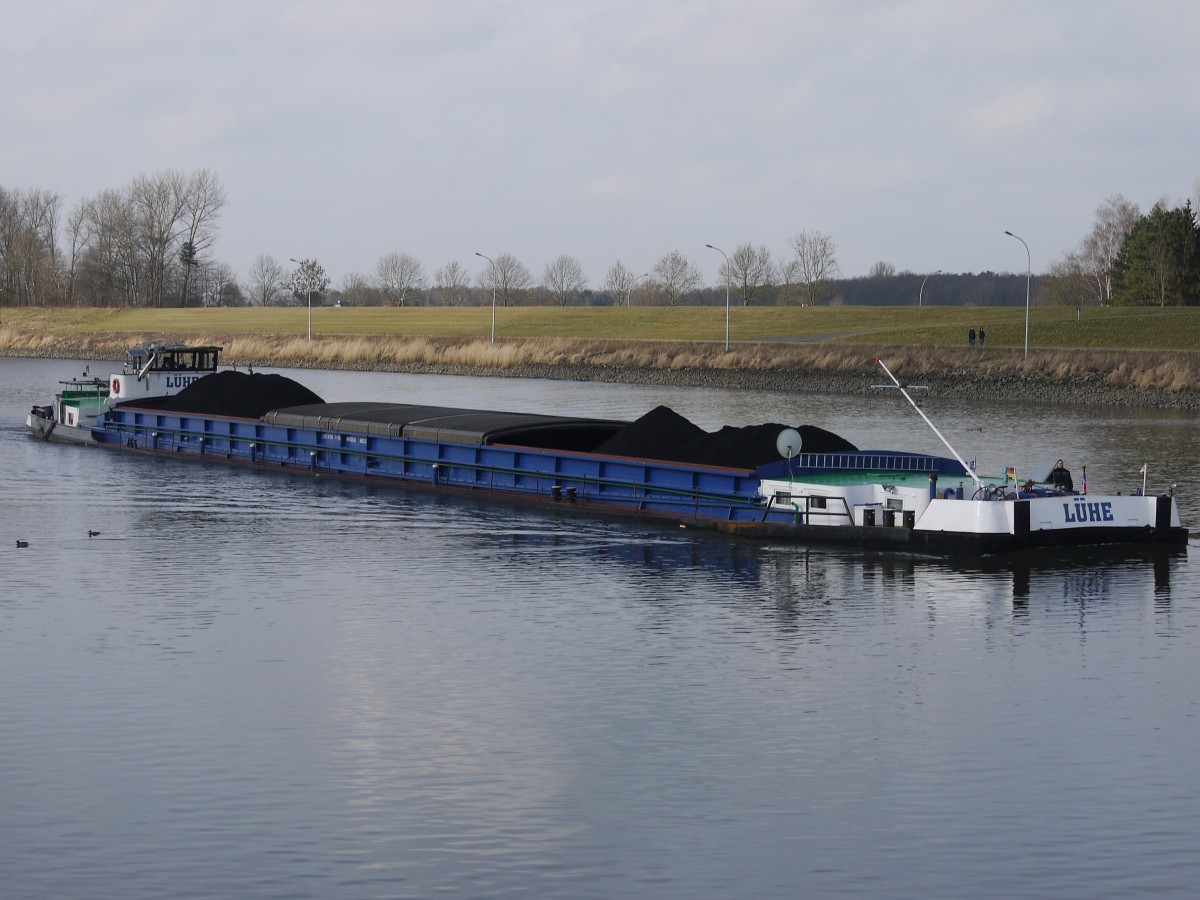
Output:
(2, 356), (1198, 899)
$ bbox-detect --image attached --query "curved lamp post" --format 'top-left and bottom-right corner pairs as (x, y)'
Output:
(919, 269), (941, 307)
(705, 243), (731, 351)
(289, 257), (313, 341)
(475, 251), (497, 344)
(1004, 231), (1031, 358)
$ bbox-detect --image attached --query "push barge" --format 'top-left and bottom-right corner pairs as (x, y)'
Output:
(27, 344), (1188, 557)
(27, 342), (221, 443)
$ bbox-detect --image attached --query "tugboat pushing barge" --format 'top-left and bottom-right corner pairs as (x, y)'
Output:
(26, 343), (1188, 557)
(27, 341), (220, 444)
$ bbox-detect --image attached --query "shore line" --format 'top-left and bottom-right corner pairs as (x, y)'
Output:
(384, 363), (1200, 409)
(5, 343), (1198, 410)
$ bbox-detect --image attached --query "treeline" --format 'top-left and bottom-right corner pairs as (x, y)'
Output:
(1040, 195), (1200, 308)
(833, 272), (1034, 307)
(0, 169), (231, 310)
(3, 172), (1197, 312)
(318, 274), (1037, 308)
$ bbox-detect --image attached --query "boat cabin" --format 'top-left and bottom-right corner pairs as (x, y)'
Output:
(110, 342), (222, 404)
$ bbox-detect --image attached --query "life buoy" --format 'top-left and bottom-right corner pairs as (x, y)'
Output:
(112, 377), (120, 394)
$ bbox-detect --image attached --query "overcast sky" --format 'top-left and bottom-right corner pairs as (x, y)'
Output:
(5, 0), (1199, 289)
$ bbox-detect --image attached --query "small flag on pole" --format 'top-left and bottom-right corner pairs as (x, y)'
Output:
(1005, 466), (1016, 482)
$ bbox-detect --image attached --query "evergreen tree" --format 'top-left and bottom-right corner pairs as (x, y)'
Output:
(1110, 202), (1200, 306)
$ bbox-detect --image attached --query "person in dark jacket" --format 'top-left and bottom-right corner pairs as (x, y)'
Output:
(1047, 459), (1074, 492)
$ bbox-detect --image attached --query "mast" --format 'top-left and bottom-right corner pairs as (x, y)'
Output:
(876, 357), (983, 489)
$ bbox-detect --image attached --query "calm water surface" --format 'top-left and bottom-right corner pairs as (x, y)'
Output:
(2, 356), (1198, 899)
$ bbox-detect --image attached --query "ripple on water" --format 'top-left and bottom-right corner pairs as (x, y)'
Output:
(2, 357), (1198, 898)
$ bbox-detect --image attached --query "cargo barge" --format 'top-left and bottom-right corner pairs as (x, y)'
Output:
(27, 344), (1188, 557)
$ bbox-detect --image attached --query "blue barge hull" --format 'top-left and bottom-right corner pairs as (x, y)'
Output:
(93, 400), (1189, 555)
(99, 404), (782, 527)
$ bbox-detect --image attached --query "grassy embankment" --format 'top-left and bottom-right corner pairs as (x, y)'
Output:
(1, 305), (1197, 393)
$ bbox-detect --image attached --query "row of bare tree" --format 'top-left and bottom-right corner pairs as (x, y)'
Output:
(18, 168), (1186, 310)
(1, 169), (231, 311)
(244, 233), (842, 308)
(2, 169), (843, 310)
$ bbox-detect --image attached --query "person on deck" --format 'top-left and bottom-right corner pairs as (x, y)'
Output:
(1047, 459), (1074, 492)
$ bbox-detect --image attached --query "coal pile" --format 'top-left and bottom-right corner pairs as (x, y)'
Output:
(157, 371), (324, 419)
(592, 405), (707, 458)
(594, 406), (858, 469)
(793, 424), (859, 454)
(676, 422), (799, 468)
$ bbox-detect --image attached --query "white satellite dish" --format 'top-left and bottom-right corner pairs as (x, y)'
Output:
(776, 427), (802, 460)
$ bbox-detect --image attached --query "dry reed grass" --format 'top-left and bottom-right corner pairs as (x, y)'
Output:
(2, 325), (1197, 396)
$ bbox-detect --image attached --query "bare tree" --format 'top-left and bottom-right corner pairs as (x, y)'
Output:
(0, 187), (26, 310)
(177, 169), (226, 306)
(477, 252), (532, 307)
(203, 261), (239, 307)
(1041, 252), (1092, 308)
(128, 170), (188, 307)
(48, 169), (224, 309)
(246, 255), (289, 306)
(376, 251), (426, 307)
(0, 186), (63, 309)
(1080, 194), (1140, 305)
(720, 243), (776, 306)
(602, 259), (646, 306)
(76, 189), (138, 307)
(652, 250), (702, 306)
(869, 260), (896, 278)
(64, 200), (90, 304)
(777, 256), (801, 307)
(434, 260), (470, 306)
(542, 254), (587, 306)
(787, 231), (841, 306)
(339, 272), (374, 307)
(25, 188), (62, 303)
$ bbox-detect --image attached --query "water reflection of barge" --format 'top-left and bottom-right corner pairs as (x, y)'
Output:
(26, 344), (1188, 558)
(455, 522), (1186, 624)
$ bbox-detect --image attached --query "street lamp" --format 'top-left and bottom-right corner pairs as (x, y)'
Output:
(919, 270), (941, 307)
(1004, 231), (1031, 358)
(289, 258), (313, 341)
(705, 244), (731, 351)
(475, 252), (497, 344)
